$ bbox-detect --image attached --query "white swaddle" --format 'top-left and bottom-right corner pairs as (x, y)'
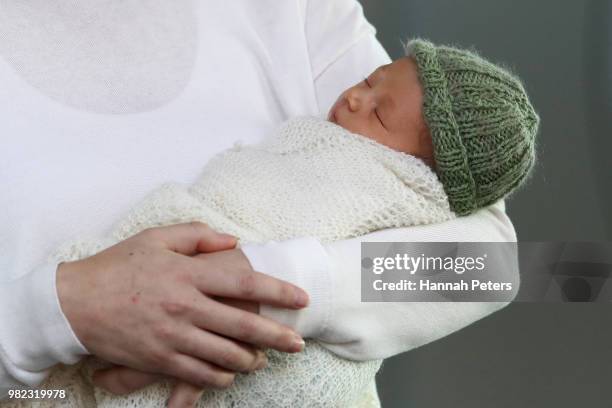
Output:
(5, 117), (454, 408)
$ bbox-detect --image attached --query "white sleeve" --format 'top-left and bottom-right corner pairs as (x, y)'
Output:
(301, 0), (392, 116)
(241, 200), (520, 361)
(0, 262), (89, 399)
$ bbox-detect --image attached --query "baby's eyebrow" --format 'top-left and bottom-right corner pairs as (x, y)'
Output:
(370, 65), (390, 87)
(370, 65), (385, 80)
(378, 64), (391, 75)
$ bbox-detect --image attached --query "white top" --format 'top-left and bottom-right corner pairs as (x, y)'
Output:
(0, 0), (517, 397)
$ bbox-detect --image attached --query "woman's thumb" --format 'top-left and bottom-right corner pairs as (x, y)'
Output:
(92, 366), (163, 395)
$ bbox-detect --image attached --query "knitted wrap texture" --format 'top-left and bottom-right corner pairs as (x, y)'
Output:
(405, 39), (540, 215)
(1, 117), (454, 408)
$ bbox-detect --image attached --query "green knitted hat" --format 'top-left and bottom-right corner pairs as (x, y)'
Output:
(405, 39), (540, 216)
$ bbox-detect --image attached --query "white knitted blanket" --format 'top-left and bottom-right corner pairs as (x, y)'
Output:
(3, 117), (454, 408)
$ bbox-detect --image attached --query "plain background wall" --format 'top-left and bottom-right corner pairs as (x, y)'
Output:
(358, 1), (612, 406)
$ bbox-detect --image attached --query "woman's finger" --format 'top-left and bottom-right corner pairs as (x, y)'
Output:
(189, 299), (305, 353)
(172, 326), (263, 373)
(163, 353), (236, 389)
(190, 250), (309, 309)
(167, 381), (206, 408)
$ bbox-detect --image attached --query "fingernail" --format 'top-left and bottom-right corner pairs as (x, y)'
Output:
(255, 356), (268, 370)
(292, 335), (305, 352)
(295, 290), (309, 308)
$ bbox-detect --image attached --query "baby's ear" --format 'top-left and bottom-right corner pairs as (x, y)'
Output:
(417, 121), (435, 164)
(420, 156), (436, 169)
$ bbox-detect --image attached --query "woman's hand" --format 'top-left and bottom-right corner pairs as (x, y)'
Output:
(56, 222), (308, 390)
(93, 298), (263, 408)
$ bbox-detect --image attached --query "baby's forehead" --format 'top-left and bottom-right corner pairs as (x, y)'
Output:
(379, 58), (424, 117)
(379, 57), (421, 89)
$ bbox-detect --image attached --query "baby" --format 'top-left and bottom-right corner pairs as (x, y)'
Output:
(329, 39), (539, 216)
(2, 39), (538, 408)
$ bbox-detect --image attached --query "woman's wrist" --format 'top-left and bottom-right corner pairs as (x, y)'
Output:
(56, 260), (94, 353)
(241, 237), (333, 338)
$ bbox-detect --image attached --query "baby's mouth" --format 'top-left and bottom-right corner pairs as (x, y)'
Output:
(328, 107), (339, 124)
(327, 99), (341, 123)
(327, 110), (335, 123)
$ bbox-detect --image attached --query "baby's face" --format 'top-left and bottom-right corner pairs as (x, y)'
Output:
(328, 57), (433, 164)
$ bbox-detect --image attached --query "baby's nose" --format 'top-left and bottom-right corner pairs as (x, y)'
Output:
(346, 92), (361, 112)
(346, 89), (367, 112)
(345, 86), (374, 113)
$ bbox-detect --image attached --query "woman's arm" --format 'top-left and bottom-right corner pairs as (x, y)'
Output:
(95, 207), (520, 400)
(242, 200), (520, 360)
(0, 263), (88, 398)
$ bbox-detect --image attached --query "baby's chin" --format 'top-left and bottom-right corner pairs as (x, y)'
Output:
(328, 118), (341, 127)
(327, 113), (350, 132)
